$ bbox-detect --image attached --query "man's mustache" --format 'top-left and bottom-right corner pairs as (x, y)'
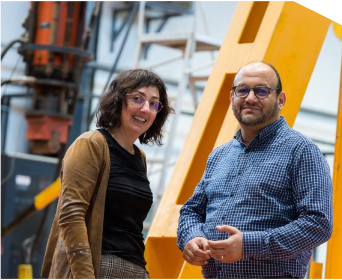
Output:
(241, 103), (262, 110)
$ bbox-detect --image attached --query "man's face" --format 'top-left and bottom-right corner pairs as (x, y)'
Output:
(230, 63), (285, 128)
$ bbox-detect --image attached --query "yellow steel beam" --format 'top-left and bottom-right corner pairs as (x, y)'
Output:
(309, 262), (323, 279)
(145, 2), (330, 278)
(178, 262), (203, 279)
(333, 22), (342, 40)
(325, 50), (342, 279)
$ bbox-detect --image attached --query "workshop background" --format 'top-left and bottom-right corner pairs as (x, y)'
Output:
(1, 1), (342, 278)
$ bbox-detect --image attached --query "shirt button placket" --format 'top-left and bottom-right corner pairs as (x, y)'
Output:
(238, 152), (245, 175)
(217, 264), (222, 271)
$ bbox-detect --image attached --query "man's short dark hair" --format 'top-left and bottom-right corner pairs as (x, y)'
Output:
(96, 69), (173, 146)
(262, 62), (282, 94)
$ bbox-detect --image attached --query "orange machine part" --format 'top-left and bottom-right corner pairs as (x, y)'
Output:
(32, 2), (82, 68)
(32, 2), (54, 66)
(26, 115), (72, 143)
(56, 2), (67, 47)
(67, 2), (82, 68)
(53, 1), (68, 67)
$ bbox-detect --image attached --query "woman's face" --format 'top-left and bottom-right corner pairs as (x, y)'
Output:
(120, 86), (160, 138)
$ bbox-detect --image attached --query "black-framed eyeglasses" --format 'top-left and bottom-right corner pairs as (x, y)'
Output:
(126, 93), (163, 113)
(232, 86), (279, 100)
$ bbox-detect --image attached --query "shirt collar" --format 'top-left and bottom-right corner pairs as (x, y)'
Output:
(234, 116), (287, 146)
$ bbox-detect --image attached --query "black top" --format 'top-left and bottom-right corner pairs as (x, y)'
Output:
(98, 129), (153, 268)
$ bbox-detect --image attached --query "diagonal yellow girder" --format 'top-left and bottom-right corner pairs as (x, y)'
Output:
(325, 50), (342, 279)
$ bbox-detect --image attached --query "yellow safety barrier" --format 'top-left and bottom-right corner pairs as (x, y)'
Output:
(34, 178), (61, 210)
(18, 264), (33, 279)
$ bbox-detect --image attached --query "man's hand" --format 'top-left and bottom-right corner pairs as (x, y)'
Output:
(207, 225), (243, 263)
(183, 237), (210, 266)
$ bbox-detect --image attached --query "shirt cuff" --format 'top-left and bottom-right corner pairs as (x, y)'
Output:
(242, 231), (266, 260)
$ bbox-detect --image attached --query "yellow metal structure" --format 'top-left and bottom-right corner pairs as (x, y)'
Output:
(325, 50), (342, 279)
(333, 22), (342, 40)
(144, 1), (331, 278)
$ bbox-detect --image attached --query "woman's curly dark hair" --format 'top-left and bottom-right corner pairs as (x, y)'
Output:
(96, 69), (173, 146)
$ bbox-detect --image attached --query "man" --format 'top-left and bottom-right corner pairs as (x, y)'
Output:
(177, 62), (333, 279)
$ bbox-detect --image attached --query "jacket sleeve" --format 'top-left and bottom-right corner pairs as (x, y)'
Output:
(58, 133), (106, 278)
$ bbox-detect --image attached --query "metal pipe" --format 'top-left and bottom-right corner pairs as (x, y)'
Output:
(102, 2), (139, 94)
(111, 7), (132, 51)
(1, 95), (11, 153)
(1, 205), (36, 237)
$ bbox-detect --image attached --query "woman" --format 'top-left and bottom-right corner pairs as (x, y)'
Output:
(41, 69), (173, 279)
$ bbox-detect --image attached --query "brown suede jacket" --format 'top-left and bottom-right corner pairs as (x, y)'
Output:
(41, 130), (147, 278)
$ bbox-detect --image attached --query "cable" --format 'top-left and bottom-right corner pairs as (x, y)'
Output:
(1, 38), (26, 60)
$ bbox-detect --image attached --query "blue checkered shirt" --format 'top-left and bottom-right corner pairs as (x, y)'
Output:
(177, 117), (333, 279)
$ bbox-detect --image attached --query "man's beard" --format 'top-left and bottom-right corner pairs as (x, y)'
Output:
(232, 100), (279, 126)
